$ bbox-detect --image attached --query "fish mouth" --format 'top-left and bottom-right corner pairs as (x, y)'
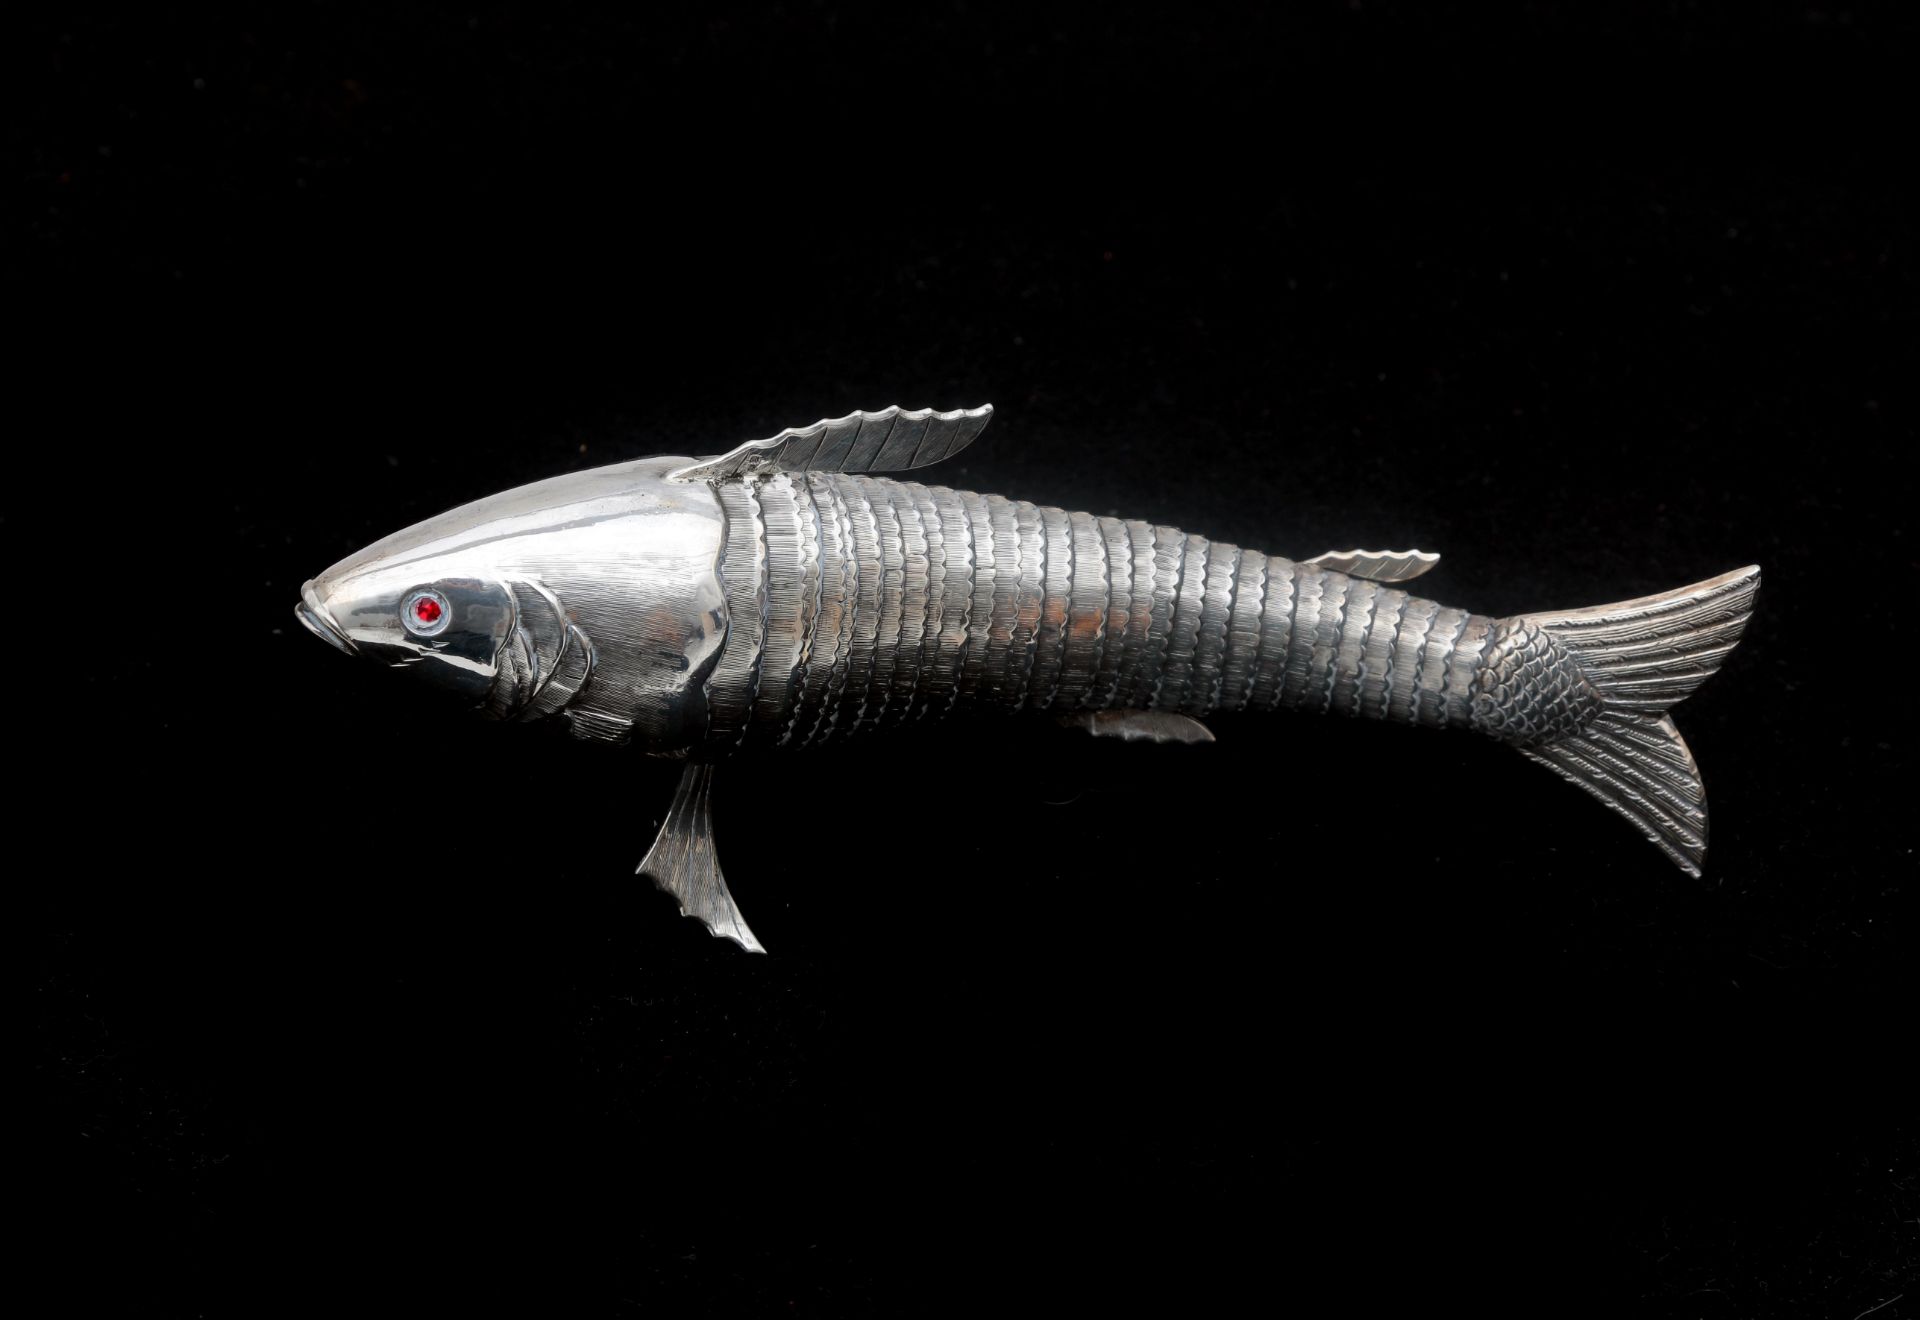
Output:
(295, 581), (356, 656)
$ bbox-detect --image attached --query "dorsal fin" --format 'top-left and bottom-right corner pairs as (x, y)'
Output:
(669, 404), (992, 483)
(1304, 548), (1440, 583)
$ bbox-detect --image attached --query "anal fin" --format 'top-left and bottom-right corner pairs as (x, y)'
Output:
(637, 763), (765, 953)
(1061, 710), (1216, 743)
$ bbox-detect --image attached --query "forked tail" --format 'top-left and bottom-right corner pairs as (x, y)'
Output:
(1478, 565), (1762, 877)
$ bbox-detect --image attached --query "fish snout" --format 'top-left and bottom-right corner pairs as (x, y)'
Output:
(295, 580), (356, 656)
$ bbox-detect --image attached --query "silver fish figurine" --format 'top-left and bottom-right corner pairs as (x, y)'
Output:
(297, 405), (1760, 951)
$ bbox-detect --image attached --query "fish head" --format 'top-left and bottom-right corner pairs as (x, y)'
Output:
(297, 544), (518, 706)
(297, 457), (728, 747)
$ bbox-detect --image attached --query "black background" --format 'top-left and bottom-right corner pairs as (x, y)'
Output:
(19, 5), (1914, 1315)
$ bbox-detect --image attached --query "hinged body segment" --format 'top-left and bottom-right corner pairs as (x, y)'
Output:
(702, 472), (1501, 748)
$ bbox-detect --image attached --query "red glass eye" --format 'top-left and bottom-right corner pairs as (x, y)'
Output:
(402, 588), (451, 637)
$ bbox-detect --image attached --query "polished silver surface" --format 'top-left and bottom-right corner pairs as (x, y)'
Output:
(300, 455), (727, 748)
(299, 405), (1761, 951)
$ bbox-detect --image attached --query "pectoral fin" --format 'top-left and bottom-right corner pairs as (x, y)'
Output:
(1304, 548), (1440, 582)
(1061, 710), (1216, 743)
(637, 763), (765, 953)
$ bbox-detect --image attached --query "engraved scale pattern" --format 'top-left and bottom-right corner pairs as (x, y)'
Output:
(1329, 576), (1378, 717)
(705, 474), (1509, 749)
(1093, 517), (1136, 708)
(1359, 586), (1406, 721)
(865, 479), (906, 728)
(958, 491), (994, 703)
(1249, 556), (1294, 709)
(830, 476), (883, 742)
(982, 495), (1021, 703)
(1313, 571), (1353, 715)
(1281, 566), (1324, 709)
(1220, 548), (1265, 712)
(1387, 597), (1438, 725)
(1057, 511), (1109, 712)
(1115, 520), (1158, 708)
(1030, 506), (1074, 709)
(1138, 526), (1185, 710)
(925, 482), (972, 718)
(886, 483), (928, 723)
(751, 473), (811, 744)
(1188, 540), (1238, 717)
(795, 473), (853, 745)
(706, 480), (767, 745)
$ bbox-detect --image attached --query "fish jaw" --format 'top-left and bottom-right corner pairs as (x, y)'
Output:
(295, 580), (356, 656)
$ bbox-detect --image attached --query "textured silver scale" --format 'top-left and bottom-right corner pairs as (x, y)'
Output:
(298, 403), (1761, 952)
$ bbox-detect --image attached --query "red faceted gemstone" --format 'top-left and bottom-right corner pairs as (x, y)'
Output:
(413, 596), (443, 624)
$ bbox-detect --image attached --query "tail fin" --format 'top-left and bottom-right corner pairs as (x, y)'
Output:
(1518, 565), (1761, 877)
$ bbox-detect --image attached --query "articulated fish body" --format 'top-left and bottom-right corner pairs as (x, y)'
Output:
(297, 406), (1759, 951)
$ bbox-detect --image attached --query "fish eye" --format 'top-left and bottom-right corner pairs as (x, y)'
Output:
(402, 587), (452, 637)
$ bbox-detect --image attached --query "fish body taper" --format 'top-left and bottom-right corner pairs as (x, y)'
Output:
(298, 406), (1759, 951)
